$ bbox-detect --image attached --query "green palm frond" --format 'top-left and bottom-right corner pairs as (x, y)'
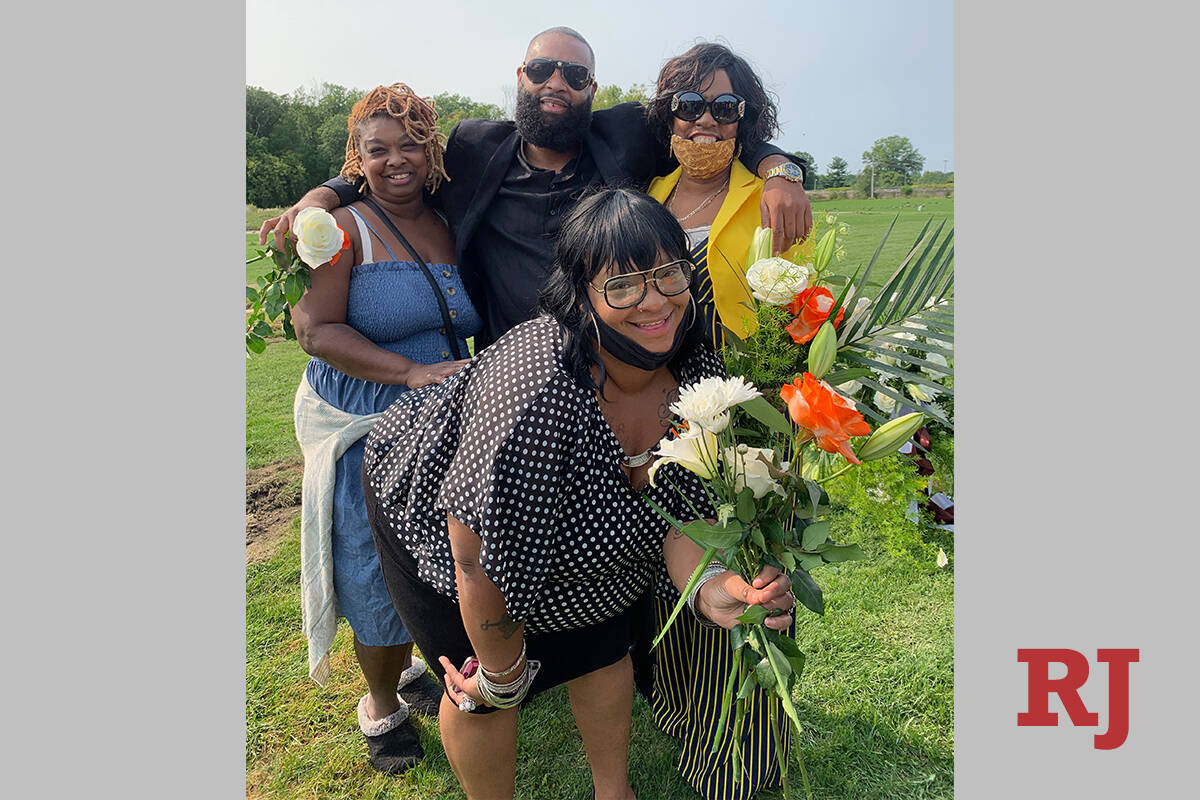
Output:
(834, 217), (955, 430)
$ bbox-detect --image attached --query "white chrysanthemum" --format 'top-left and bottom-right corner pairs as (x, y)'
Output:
(670, 376), (761, 432)
(745, 257), (812, 306)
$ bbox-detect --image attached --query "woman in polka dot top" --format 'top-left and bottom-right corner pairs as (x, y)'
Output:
(363, 188), (795, 800)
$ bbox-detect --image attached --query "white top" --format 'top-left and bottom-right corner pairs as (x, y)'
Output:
(684, 224), (711, 250)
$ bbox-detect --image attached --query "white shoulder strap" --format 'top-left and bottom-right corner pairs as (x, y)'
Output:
(345, 206), (373, 264)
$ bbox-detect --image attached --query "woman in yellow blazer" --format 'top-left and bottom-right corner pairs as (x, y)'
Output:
(641, 42), (806, 800)
(646, 43), (806, 354)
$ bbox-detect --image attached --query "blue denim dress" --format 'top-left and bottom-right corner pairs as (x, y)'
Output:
(304, 206), (481, 646)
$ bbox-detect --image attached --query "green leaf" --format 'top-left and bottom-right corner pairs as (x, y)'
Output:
(680, 519), (745, 550)
(245, 333), (266, 354)
(788, 568), (825, 615)
(739, 395), (793, 437)
(816, 542), (867, 563)
(246, 286), (259, 302)
(730, 624), (749, 651)
(736, 488), (756, 524)
(771, 631), (805, 661)
(777, 550), (796, 571)
(755, 656), (777, 690)
(736, 667), (759, 700)
(651, 547), (717, 648)
(795, 552), (824, 571)
(749, 526), (766, 551)
(737, 604), (769, 625)
(822, 367), (872, 386)
(762, 517), (785, 545)
(252, 321), (273, 339)
(284, 271), (306, 306)
(281, 315), (296, 341)
(800, 520), (831, 551)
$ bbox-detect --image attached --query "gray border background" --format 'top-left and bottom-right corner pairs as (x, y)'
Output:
(957, 2), (1200, 797)
(8, 2), (1199, 797)
(6, 2), (246, 797)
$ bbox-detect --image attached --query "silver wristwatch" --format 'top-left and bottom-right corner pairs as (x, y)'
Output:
(763, 162), (805, 183)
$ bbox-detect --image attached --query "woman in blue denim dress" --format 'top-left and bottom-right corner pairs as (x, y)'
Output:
(290, 83), (481, 775)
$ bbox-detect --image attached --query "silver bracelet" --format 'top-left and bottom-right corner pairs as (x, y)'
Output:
(477, 658), (540, 709)
(480, 638), (526, 681)
(687, 562), (729, 628)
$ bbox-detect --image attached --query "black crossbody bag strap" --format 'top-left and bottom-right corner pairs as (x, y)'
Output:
(359, 197), (463, 360)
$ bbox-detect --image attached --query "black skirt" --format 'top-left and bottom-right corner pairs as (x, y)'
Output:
(365, 479), (635, 714)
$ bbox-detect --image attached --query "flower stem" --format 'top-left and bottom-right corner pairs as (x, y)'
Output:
(815, 463), (853, 484)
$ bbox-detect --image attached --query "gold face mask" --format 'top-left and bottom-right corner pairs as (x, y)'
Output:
(670, 134), (737, 180)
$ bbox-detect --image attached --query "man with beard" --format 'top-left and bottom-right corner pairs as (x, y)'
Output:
(261, 26), (812, 350)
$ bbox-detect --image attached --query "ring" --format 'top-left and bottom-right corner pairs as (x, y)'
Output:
(458, 697), (477, 713)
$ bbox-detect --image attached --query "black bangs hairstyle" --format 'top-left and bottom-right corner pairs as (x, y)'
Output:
(538, 187), (706, 394)
(645, 42), (778, 157)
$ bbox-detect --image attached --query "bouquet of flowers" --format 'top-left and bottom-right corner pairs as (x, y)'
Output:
(245, 208), (349, 354)
(645, 213), (954, 796)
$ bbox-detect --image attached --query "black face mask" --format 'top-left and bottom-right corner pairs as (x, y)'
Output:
(592, 301), (694, 371)
(515, 87), (593, 152)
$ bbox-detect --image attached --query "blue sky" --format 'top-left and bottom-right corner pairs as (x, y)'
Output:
(246, 0), (953, 175)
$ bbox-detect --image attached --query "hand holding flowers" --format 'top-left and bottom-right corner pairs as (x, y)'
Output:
(245, 208), (350, 353)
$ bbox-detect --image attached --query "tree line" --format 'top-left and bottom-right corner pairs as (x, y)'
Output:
(247, 83), (949, 207)
(794, 135), (952, 192)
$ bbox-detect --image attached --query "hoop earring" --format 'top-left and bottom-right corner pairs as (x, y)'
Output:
(589, 312), (602, 345)
(687, 294), (698, 331)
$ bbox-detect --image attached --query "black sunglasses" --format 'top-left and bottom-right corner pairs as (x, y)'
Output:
(520, 58), (594, 91)
(670, 91), (746, 125)
(588, 260), (694, 309)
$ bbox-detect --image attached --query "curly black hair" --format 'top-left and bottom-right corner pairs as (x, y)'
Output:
(645, 42), (779, 157)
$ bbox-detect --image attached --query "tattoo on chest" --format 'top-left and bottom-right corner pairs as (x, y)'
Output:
(480, 614), (521, 639)
(658, 387), (680, 428)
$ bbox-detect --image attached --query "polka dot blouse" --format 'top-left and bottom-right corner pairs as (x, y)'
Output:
(363, 315), (721, 634)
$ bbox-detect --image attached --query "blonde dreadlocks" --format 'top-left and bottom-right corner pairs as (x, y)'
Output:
(340, 83), (449, 194)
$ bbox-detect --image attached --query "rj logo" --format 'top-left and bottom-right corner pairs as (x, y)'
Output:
(1017, 648), (1139, 749)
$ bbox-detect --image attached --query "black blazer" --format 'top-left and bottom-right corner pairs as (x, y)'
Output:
(323, 102), (797, 328)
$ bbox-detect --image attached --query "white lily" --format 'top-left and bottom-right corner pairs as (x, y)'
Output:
(647, 426), (720, 487)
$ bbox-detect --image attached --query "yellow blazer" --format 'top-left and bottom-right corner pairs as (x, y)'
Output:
(648, 160), (804, 341)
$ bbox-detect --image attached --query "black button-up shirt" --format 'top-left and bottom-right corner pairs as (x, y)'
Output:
(467, 144), (601, 348)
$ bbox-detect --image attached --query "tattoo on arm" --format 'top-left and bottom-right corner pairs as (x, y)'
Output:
(480, 614), (521, 640)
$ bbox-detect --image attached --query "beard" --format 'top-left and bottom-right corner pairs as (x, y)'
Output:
(514, 87), (592, 152)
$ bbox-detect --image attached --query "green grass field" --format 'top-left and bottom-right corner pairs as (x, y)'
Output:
(244, 196), (954, 799)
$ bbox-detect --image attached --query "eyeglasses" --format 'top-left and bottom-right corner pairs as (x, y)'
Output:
(520, 58), (594, 91)
(589, 260), (694, 309)
(670, 91), (746, 125)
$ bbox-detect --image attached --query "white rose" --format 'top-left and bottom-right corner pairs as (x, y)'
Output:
(292, 207), (347, 268)
(874, 390), (896, 413)
(722, 446), (785, 499)
(670, 376), (761, 433)
(745, 257), (812, 306)
(647, 425), (720, 487)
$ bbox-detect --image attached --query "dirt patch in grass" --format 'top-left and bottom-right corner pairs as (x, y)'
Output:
(247, 459), (303, 563)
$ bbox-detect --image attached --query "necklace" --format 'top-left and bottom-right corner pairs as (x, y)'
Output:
(669, 177), (730, 224)
(622, 448), (654, 468)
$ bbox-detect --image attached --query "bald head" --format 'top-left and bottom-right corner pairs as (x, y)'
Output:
(526, 26), (594, 70)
